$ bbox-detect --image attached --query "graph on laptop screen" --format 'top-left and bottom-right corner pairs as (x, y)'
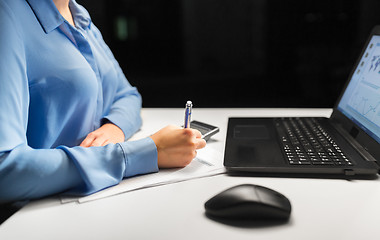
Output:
(337, 35), (380, 143)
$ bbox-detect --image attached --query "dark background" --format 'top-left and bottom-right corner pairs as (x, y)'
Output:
(77, 0), (380, 108)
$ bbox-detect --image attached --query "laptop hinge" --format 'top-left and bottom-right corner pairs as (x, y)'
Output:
(332, 123), (378, 163)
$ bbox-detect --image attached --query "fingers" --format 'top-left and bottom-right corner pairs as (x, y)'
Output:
(154, 125), (210, 168)
(188, 129), (206, 149)
(195, 138), (207, 149)
(185, 129), (206, 160)
(193, 130), (203, 140)
(79, 123), (125, 148)
(79, 134), (95, 147)
(79, 132), (107, 147)
(91, 137), (108, 147)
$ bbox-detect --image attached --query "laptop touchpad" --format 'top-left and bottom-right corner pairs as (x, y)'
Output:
(234, 125), (270, 139)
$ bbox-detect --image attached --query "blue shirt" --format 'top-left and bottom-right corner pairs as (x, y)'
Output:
(0, 0), (158, 203)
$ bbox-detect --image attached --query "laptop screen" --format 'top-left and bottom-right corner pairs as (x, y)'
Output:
(337, 35), (380, 143)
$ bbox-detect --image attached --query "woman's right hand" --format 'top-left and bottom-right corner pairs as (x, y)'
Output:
(150, 125), (207, 168)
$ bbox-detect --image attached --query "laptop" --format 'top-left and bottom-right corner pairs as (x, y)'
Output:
(224, 26), (380, 178)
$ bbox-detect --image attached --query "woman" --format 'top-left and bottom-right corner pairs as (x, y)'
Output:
(0, 0), (206, 203)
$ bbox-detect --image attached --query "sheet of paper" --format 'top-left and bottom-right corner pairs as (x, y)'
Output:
(60, 147), (225, 204)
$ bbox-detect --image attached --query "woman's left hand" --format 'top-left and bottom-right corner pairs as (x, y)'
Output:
(79, 123), (125, 147)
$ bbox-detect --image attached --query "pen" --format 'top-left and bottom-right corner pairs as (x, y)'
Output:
(184, 100), (192, 128)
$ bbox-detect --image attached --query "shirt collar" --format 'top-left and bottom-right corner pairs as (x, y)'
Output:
(69, 0), (92, 30)
(26, 0), (91, 34)
(26, 0), (65, 34)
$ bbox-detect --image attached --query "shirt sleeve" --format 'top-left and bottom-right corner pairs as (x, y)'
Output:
(0, 2), (158, 204)
(91, 24), (143, 140)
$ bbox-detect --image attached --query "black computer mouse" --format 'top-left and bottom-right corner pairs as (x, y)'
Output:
(204, 184), (291, 220)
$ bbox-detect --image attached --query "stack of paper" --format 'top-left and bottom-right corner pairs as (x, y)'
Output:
(61, 147), (225, 204)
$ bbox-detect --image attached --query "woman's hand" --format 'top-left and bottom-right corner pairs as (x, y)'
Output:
(80, 123), (125, 147)
(150, 125), (207, 168)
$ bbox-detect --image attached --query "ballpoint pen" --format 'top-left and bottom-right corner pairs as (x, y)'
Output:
(184, 100), (192, 128)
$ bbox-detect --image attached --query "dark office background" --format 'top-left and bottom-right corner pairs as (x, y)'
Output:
(77, 0), (380, 108)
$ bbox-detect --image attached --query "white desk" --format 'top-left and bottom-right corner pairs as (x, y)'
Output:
(1, 108), (380, 240)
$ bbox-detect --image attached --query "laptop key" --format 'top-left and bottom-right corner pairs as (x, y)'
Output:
(312, 161), (334, 165)
(289, 160), (311, 165)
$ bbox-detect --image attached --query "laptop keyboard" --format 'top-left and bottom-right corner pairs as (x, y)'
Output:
(275, 118), (354, 166)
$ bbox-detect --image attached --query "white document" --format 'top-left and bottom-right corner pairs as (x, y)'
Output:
(60, 147), (225, 204)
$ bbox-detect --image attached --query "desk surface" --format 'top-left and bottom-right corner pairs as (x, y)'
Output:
(1, 108), (380, 240)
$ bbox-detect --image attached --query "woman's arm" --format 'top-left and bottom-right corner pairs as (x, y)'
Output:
(79, 22), (143, 147)
(93, 23), (143, 140)
(0, 2), (158, 203)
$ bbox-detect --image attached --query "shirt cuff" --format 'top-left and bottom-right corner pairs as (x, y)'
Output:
(118, 137), (158, 178)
